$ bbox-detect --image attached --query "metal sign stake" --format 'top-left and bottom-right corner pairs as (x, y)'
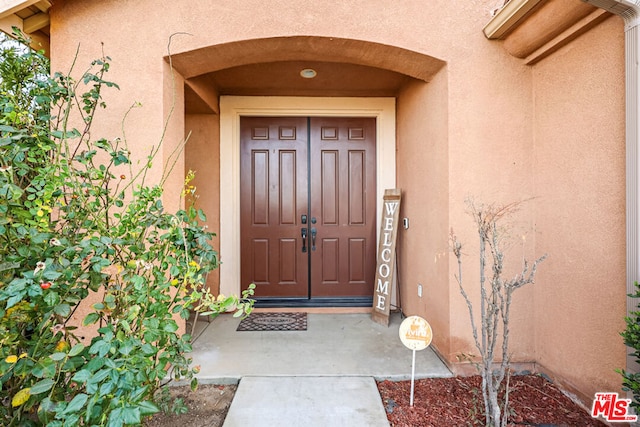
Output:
(410, 348), (416, 406)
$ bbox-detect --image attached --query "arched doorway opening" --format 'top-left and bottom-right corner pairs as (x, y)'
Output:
(169, 36), (445, 303)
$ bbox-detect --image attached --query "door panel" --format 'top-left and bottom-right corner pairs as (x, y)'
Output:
(240, 117), (308, 297)
(240, 116), (376, 301)
(310, 117), (377, 297)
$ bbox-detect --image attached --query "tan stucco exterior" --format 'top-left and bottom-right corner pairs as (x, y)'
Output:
(41, 0), (627, 406)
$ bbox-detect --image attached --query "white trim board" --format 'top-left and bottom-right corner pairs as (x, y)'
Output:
(218, 96), (397, 297)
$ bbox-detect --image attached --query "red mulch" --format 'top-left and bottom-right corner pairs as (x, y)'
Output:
(377, 374), (606, 426)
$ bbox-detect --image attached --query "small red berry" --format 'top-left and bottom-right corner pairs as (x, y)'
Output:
(40, 282), (51, 290)
(120, 174), (126, 180)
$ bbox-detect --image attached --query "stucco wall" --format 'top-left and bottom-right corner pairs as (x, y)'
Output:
(51, 1), (179, 204)
(532, 15), (626, 400)
(185, 114), (221, 294)
(396, 69), (451, 357)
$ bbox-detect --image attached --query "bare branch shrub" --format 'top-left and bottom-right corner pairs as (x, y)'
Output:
(451, 199), (546, 427)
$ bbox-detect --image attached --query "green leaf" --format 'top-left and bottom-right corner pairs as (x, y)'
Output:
(72, 369), (91, 383)
(43, 290), (59, 306)
(0, 261), (19, 272)
(61, 356), (85, 372)
(121, 406), (141, 425)
(86, 356), (106, 373)
(30, 378), (55, 394)
(98, 381), (115, 397)
(6, 293), (24, 309)
(62, 414), (80, 427)
(90, 368), (111, 384)
(68, 343), (85, 357)
(118, 339), (134, 355)
(109, 406), (141, 427)
(37, 397), (57, 424)
(140, 343), (158, 356)
(53, 303), (71, 317)
(49, 352), (66, 361)
(137, 400), (160, 416)
(60, 393), (88, 415)
(82, 312), (100, 326)
(0, 124), (17, 132)
(32, 358), (57, 378)
(162, 320), (179, 333)
(43, 270), (62, 280)
(89, 340), (111, 357)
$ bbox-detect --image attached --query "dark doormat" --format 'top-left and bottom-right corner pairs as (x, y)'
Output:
(236, 312), (307, 331)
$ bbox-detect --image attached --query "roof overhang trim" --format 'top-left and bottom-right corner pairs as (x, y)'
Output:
(483, 0), (545, 39)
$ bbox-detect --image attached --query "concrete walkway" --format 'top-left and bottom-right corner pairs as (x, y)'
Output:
(224, 376), (389, 427)
(189, 311), (452, 426)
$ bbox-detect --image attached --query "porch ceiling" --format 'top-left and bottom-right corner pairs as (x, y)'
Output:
(205, 60), (412, 97)
(184, 60), (414, 114)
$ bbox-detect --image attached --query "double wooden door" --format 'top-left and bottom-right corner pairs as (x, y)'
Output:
(240, 117), (377, 302)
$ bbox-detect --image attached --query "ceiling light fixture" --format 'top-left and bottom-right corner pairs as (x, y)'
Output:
(300, 68), (317, 79)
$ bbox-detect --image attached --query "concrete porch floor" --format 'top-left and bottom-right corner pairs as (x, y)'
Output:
(189, 311), (452, 382)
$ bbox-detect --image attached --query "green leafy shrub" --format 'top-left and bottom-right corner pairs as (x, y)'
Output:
(0, 31), (254, 426)
(620, 281), (640, 412)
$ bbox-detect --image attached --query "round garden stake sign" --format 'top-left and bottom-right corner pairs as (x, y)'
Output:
(399, 315), (433, 406)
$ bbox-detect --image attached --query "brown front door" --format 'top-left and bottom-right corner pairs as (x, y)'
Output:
(240, 117), (377, 303)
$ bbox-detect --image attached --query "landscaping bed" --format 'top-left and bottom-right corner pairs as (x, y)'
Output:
(144, 384), (236, 427)
(145, 374), (604, 426)
(377, 374), (605, 426)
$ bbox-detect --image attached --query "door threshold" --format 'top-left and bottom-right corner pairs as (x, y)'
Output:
(252, 297), (373, 309)
(252, 307), (373, 314)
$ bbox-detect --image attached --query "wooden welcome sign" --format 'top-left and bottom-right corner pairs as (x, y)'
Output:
(371, 188), (402, 326)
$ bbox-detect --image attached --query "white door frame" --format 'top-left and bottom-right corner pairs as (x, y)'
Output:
(219, 96), (396, 297)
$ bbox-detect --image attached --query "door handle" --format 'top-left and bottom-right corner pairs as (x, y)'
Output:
(311, 227), (317, 251)
(301, 228), (308, 253)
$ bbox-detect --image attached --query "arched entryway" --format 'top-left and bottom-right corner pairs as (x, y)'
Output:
(170, 36), (445, 303)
